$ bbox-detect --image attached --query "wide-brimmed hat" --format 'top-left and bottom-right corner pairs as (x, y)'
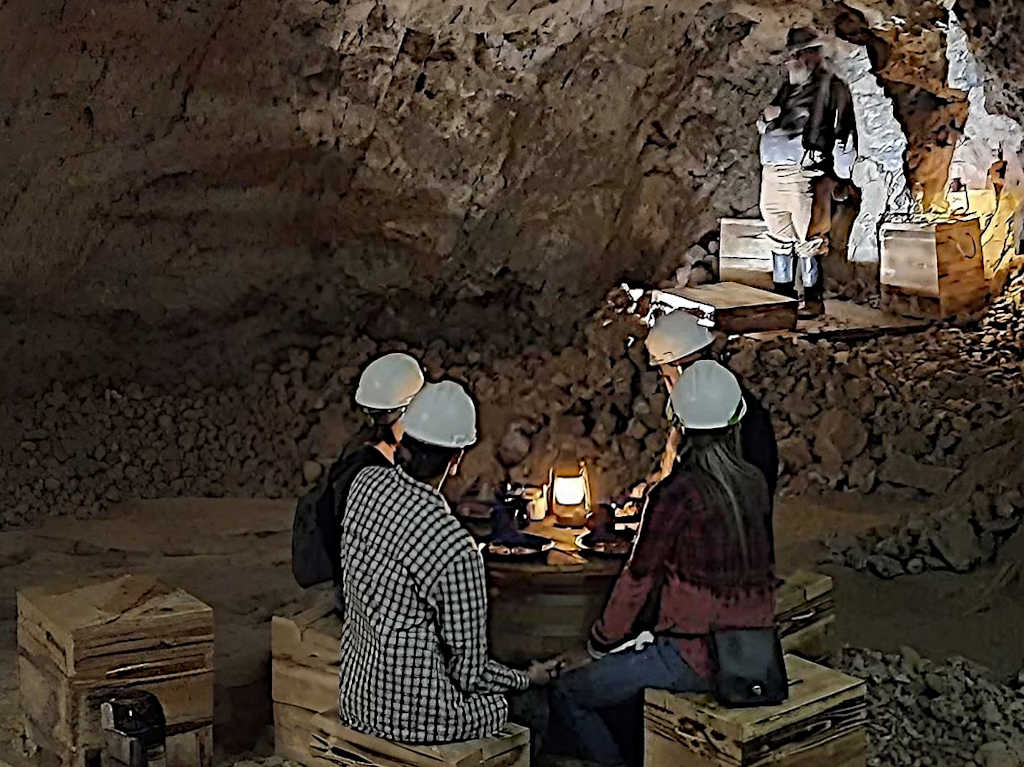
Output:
(784, 27), (824, 54)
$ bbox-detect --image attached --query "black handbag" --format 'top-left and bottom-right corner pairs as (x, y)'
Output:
(710, 626), (788, 707)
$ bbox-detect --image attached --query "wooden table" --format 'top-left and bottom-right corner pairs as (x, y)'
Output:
(486, 520), (837, 665)
(486, 519), (623, 665)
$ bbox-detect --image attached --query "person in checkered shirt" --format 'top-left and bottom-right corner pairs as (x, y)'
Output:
(337, 380), (555, 744)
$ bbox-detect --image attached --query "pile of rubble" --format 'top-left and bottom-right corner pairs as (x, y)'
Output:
(1, 270), (1022, 570)
(840, 647), (1024, 767)
(729, 269), (1024, 576)
(0, 298), (661, 527)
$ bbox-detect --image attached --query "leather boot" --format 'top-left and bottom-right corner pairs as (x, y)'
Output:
(772, 281), (797, 299)
(799, 283), (825, 318)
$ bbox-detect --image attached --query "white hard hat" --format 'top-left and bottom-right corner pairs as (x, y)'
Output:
(645, 310), (714, 366)
(355, 353), (425, 411)
(670, 360), (747, 430)
(401, 381), (478, 449)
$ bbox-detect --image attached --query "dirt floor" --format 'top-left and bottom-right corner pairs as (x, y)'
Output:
(0, 489), (1021, 765)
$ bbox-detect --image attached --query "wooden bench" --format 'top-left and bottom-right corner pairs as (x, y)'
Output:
(644, 655), (866, 767)
(18, 574), (214, 767)
(308, 711), (529, 767)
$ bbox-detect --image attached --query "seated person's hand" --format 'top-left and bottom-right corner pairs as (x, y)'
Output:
(526, 658), (563, 687)
(763, 105), (782, 121)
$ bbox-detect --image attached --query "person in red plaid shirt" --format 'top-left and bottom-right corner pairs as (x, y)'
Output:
(549, 362), (776, 767)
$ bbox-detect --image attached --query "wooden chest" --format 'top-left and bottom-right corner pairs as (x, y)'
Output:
(644, 655), (866, 767)
(17, 575), (214, 767)
(271, 590), (341, 764)
(719, 218), (774, 290)
(776, 571), (836, 663)
(653, 283), (798, 334)
(880, 219), (989, 318)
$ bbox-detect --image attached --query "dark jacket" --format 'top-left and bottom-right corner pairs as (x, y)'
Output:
(768, 67), (856, 163)
(738, 383), (778, 501)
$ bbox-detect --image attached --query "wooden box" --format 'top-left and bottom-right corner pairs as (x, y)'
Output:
(777, 571), (836, 663)
(17, 574), (214, 767)
(644, 655), (866, 767)
(271, 590), (341, 764)
(719, 218), (774, 289)
(309, 711), (529, 767)
(653, 283), (798, 334)
(880, 219), (989, 318)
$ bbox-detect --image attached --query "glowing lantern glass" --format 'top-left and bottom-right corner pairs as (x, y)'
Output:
(549, 459), (591, 528)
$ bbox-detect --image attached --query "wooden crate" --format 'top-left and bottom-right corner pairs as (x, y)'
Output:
(653, 283), (798, 334)
(719, 218), (774, 289)
(17, 574), (214, 767)
(644, 655), (866, 767)
(880, 219), (989, 318)
(309, 711), (529, 767)
(272, 589), (341, 764)
(777, 571), (836, 663)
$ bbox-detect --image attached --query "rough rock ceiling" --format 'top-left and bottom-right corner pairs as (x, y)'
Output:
(0, 0), (1014, 377)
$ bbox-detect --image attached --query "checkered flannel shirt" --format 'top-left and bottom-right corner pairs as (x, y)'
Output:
(338, 465), (528, 743)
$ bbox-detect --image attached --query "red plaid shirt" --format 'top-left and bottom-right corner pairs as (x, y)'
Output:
(591, 467), (775, 679)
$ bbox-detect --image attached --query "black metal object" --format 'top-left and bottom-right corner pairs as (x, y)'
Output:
(100, 690), (167, 767)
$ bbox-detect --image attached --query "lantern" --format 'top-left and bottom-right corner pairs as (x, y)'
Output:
(549, 458), (591, 528)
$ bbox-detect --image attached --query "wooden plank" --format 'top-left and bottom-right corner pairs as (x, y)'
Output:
(720, 267), (774, 291)
(272, 615), (340, 669)
(653, 283), (798, 334)
(273, 657), (338, 713)
(776, 572), (832, 613)
(720, 219), (773, 264)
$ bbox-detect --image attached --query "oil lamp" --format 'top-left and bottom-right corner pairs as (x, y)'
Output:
(549, 457), (591, 528)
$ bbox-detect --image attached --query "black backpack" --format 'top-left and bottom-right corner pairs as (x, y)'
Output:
(291, 444), (391, 589)
(291, 468), (340, 588)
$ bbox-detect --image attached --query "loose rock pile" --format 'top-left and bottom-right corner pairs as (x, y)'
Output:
(840, 647), (1024, 767)
(1, 270), (1022, 576)
(729, 269), (1024, 576)
(0, 294), (663, 527)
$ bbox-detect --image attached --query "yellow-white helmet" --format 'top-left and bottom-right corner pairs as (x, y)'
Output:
(355, 353), (424, 411)
(401, 381), (478, 449)
(645, 310), (714, 366)
(670, 360), (747, 430)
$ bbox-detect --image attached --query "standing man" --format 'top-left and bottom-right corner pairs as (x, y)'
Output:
(757, 27), (857, 318)
(337, 380), (553, 744)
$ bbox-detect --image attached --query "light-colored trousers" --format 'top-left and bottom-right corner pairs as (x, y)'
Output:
(759, 164), (827, 287)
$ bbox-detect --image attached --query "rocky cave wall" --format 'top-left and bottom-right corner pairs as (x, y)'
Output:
(3, 0), (1024, 545)
(3, 0), (1015, 388)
